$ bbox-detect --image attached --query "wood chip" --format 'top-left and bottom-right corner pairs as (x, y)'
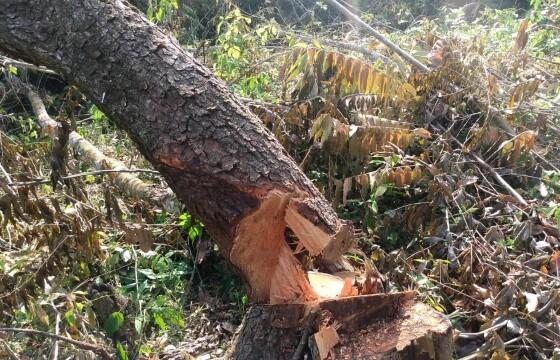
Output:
(310, 326), (339, 360)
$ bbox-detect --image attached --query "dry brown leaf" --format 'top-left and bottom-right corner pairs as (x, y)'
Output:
(413, 127), (432, 139)
(513, 19), (529, 52)
(487, 73), (498, 95)
(123, 222), (154, 252)
(508, 79), (541, 108)
(549, 251), (560, 276)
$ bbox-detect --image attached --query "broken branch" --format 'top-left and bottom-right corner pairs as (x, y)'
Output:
(8, 168), (162, 186)
(1, 55), (59, 75)
(26, 89), (178, 212)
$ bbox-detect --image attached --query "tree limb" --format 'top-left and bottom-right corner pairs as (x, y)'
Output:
(7, 168), (162, 186)
(26, 89), (178, 212)
(467, 151), (528, 206)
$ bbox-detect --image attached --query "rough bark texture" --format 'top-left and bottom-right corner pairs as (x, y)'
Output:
(0, 0), (353, 303)
(228, 292), (453, 360)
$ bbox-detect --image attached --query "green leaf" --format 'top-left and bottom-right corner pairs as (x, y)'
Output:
(374, 185), (387, 198)
(115, 341), (128, 360)
(138, 268), (157, 279)
(312, 38), (322, 49)
(390, 153), (399, 167)
(227, 46), (242, 59)
(65, 310), (77, 327)
(89, 105), (107, 123)
(104, 311), (124, 337)
(134, 316), (144, 335)
(369, 199), (378, 214)
(156, 7), (164, 22)
(163, 308), (184, 328)
(188, 226), (201, 242)
(153, 312), (167, 330)
(178, 213), (191, 228)
(7, 65), (18, 75)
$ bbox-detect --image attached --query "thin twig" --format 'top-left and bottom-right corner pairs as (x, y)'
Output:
(0, 163), (13, 183)
(49, 309), (60, 360)
(467, 151), (528, 206)
(0, 340), (19, 360)
(0, 328), (113, 359)
(131, 246), (145, 345)
(457, 320), (507, 339)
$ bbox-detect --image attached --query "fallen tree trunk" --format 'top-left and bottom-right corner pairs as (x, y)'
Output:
(0, 0), (353, 304)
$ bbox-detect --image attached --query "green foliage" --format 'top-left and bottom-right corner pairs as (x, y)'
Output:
(9, 116), (39, 144)
(178, 212), (204, 245)
(103, 243), (189, 340)
(88, 104), (107, 124)
(65, 309), (77, 327)
(541, 203), (560, 228)
(147, 0), (178, 25)
(2, 1), (560, 359)
(498, 236), (516, 250)
(7, 64), (17, 75)
(408, 271), (445, 312)
(149, 295), (185, 331)
(104, 311), (125, 337)
(409, 4), (560, 58)
(116, 341), (129, 360)
(214, 7), (277, 99)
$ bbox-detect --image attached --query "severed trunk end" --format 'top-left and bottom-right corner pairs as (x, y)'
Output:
(231, 190), (355, 304)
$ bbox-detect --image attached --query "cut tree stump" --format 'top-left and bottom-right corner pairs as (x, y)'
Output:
(228, 292), (453, 360)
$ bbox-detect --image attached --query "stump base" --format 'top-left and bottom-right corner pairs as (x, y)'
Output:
(229, 292), (452, 360)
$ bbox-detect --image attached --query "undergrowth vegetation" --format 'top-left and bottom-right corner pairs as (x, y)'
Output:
(1, 0), (560, 359)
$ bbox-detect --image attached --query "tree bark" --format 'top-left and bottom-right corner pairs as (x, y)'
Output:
(0, 0), (353, 304)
